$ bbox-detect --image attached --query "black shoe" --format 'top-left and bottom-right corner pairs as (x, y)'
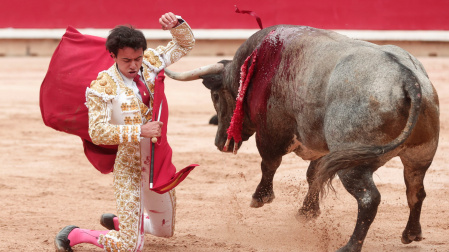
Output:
(100, 213), (117, 230)
(54, 225), (78, 252)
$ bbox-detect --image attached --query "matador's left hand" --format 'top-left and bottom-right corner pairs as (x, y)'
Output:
(159, 12), (179, 30)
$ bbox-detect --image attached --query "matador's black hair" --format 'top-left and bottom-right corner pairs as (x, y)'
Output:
(106, 25), (147, 57)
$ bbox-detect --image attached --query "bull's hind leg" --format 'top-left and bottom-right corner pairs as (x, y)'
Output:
(297, 160), (321, 219)
(399, 150), (435, 244)
(337, 167), (380, 252)
(250, 157), (282, 208)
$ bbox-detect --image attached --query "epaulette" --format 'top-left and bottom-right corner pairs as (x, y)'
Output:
(144, 49), (163, 69)
(89, 72), (117, 96)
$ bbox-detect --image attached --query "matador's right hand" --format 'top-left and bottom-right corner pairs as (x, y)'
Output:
(159, 12), (179, 30)
(141, 121), (163, 138)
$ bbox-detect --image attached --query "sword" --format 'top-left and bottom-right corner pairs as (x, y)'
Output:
(150, 100), (163, 189)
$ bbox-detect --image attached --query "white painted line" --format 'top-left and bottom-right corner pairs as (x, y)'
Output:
(0, 28), (448, 41)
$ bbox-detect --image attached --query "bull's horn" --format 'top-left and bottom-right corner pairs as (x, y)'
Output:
(165, 63), (224, 81)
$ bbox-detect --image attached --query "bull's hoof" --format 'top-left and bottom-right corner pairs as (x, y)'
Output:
(336, 246), (360, 252)
(335, 242), (363, 252)
(401, 229), (423, 244)
(250, 194), (275, 208)
(250, 198), (265, 208)
(296, 207), (321, 221)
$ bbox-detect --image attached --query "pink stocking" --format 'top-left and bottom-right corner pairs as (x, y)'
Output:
(68, 228), (109, 248)
(113, 216), (120, 231)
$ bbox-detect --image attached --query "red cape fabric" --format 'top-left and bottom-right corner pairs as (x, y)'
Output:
(40, 26), (196, 194)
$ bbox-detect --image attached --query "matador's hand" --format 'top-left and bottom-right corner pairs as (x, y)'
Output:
(141, 121), (163, 138)
(159, 12), (179, 30)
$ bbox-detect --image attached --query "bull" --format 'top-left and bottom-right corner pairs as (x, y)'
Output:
(165, 25), (439, 251)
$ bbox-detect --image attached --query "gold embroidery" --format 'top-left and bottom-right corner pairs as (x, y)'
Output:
(170, 48), (185, 64)
(149, 83), (155, 94)
(133, 116), (141, 124)
(140, 103), (147, 112)
(121, 103), (129, 112)
(124, 117), (132, 125)
(123, 126), (129, 134)
(89, 68), (117, 96)
(171, 22), (195, 47)
(130, 100), (139, 111)
(143, 71), (150, 81)
(144, 50), (162, 68)
(112, 134), (120, 143)
(139, 102), (153, 123)
(125, 88), (134, 97)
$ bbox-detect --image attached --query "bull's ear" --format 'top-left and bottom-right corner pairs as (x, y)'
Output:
(200, 74), (223, 90)
(199, 60), (230, 90)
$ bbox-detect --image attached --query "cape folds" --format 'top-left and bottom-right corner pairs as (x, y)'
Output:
(40, 26), (196, 194)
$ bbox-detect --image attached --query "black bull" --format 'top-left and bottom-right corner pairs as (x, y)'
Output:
(166, 25), (440, 251)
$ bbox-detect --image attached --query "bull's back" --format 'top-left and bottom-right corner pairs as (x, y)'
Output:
(257, 26), (437, 154)
(262, 26), (385, 151)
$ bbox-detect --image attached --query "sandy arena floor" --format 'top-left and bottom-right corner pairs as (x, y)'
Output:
(0, 56), (448, 251)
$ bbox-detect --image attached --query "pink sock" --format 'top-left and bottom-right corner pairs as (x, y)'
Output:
(113, 216), (120, 231)
(68, 228), (109, 248)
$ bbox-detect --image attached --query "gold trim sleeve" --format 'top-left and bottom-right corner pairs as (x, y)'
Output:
(86, 93), (141, 145)
(155, 21), (195, 67)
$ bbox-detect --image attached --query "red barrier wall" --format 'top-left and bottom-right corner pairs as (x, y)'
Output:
(1, 0), (448, 30)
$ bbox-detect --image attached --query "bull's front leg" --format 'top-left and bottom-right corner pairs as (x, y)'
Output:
(250, 157), (282, 208)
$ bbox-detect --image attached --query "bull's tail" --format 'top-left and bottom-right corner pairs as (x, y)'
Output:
(313, 67), (422, 196)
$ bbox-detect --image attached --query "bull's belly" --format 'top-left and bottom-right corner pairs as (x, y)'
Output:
(287, 137), (404, 163)
(288, 137), (327, 161)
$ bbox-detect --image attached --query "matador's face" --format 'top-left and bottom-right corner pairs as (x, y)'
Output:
(112, 47), (143, 79)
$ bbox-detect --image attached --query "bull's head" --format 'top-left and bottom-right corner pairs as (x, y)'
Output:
(165, 60), (254, 153)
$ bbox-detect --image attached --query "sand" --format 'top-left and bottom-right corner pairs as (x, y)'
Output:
(0, 56), (448, 251)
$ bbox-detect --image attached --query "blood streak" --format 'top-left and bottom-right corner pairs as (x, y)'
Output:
(248, 30), (284, 129)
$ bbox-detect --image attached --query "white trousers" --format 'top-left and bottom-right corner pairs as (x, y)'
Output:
(99, 138), (175, 252)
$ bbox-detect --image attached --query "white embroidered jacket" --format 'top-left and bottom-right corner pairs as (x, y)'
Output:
(85, 21), (194, 147)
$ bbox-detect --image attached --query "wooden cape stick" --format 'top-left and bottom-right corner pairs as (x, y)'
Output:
(150, 100), (163, 189)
